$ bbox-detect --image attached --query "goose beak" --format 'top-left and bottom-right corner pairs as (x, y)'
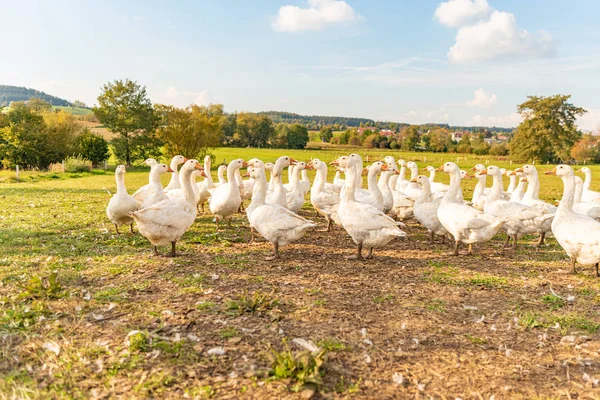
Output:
(243, 171), (250, 177)
(241, 161), (248, 168)
(575, 168), (583, 173)
(183, 158), (188, 163)
(194, 163), (203, 171)
(522, 177), (528, 182)
(410, 178), (417, 183)
(422, 167), (428, 171)
(381, 164), (389, 171)
(509, 171), (516, 176)
(479, 169), (488, 175)
(290, 158), (298, 165)
(201, 171), (208, 178)
(514, 168), (524, 173)
(470, 166), (477, 171)
(330, 159), (340, 166)
(465, 174), (472, 179)
(361, 167), (368, 176)
(395, 170), (400, 175)
(436, 166), (444, 172)
(545, 168), (557, 175)
(167, 167), (174, 173)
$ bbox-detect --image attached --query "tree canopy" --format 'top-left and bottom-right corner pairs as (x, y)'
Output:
(509, 95), (586, 163)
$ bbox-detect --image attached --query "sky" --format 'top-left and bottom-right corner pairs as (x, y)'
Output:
(1, 0), (600, 131)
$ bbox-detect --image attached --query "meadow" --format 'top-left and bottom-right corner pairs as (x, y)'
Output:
(1, 148), (600, 398)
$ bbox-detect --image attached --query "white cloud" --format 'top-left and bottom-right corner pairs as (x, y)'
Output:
(272, 0), (358, 32)
(467, 88), (497, 108)
(164, 87), (213, 107)
(578, 108), (600, 132)
(434, 0), (491, 28)
(448, 11), (554, 63)
(469, 112), (522, 128)
(194, 90), (211, 106)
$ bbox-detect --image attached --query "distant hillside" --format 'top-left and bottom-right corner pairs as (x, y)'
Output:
(53, 106), (93, 116)
(0, 85), (71, 107)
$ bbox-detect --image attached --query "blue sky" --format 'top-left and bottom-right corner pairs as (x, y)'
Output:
(2, 0), (600, 130)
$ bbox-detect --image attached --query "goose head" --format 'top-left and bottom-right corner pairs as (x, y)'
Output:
(264, 162), (274, 171)
(500, 168), (506, 175)
(228, 158), (247, 171)
(152, 163), (173, 175)
(439, 162), (460, 175)
(459, 170), (472, 179)
(546, 164), (574, 178)
(576, 166), (591, 174)
(181, 159), (203, 173)
(398, 159), (406, 167)
(294, 161), (307, 171)
(144, 158), (158, 167)
(383, 156), (395, 164)
(217, 165), (227, 174)
(471, 163), (485, 172)
(425, 165), (436, 173)
(481, 165), (502, 177)
(246, 166), (263, 180)
(504, 169), (512, 176)
(331, 156), (352, 169)
(412, 175), (430, 186)
(515, 164), (538, 177)
(406, 161), (418, 172)
(170, 155), (187, 168)
(115, 165), (127, 175)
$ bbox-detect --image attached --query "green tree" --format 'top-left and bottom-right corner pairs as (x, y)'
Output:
(93, 79), (160, 165)
(156, 104), (223, 159)
(402, 125), (421, 151)
(0, 102), (50, 168)
(571, 134), (600, 163)
(363, 134), (379, 149)
(75, 129), (110, 165)
(286, 124), (309, 149)
(235, 113), (275, 147)
(429, 130), (452, 152)
(489, 142), (509, 156)
(319, 126), (333, 143)
(509, 95), (586, 163)
(272, 123), (289, 148)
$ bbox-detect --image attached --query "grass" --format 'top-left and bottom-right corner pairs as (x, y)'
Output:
(53, 106), (93, 116)
(2, 147), (600, 398)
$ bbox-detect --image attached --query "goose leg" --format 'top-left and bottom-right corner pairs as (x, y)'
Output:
(467, 244), (473, 255)
(346, 243), (364, 261)
(129, 224), (134, 234)
(536, 232), (546, 247)
(249, 227), (256, 243)
(318, 219), (332, 232)
(201, 202), (205, 213)
(429, 230), (435, 245)
(441, 235), (446, 244)
(570, 257), (577, 274)
(265, 242), (280, 261)
(114, 224), (120, 235)
(595, 263), (599, 277)
(504, 235), (511, 248)
(153, 246), (159, 256)
(512, 234), (518, 250)
(228, 218), (232, 228)
(452, 241), (459, 256)
(365, 247), (374, 259)
(170, 241), (177, 257)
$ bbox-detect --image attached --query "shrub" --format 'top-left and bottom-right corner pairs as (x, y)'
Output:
(48, 163), (64, 173)
(63, 156), (92, 172)
(75, 129), (110, 166)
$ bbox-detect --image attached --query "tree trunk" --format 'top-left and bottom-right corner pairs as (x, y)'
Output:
(124, 133), (131, 166)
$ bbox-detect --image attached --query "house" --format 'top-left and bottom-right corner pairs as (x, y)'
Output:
(379, 129), (394, 137)
(451, 131), (465, 142)
(497, 135), (509, 142)
(357, 127), (378, 135)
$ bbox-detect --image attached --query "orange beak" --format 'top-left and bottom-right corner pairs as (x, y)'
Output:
(201, 171), (208, 178)
(422, 167), (428, 171)
(479, 169), (488, 175)
(522, 177), (528, 182)
(183, 158), (188, 163)
(395, 170), (400, 175)
(410, 178), (417, 183)
(509, 171), (516, 176)
(167, 167), (174, 173)
(290, 158), (297, 165)
(514, 167), (524, 173)
(330, 159), (340, 166)
(545, 168), (557, 175)
(242, 161), (248, 168)
(381, 164), (389, 171)
(194, 163), (203, 171)
(464, 174), (472, 179)
(436, 166), (444, 172)
(470, 166), (477, 171)
(243, 171), (250, 177)
(575, 168), (583, 173)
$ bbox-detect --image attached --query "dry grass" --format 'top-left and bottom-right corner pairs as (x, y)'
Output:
(1, 164), (600, 399)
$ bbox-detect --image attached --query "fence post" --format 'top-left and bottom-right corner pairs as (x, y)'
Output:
(16, 165), (20, 181)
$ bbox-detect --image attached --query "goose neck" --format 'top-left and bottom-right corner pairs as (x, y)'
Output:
(558, 175), (575, 215)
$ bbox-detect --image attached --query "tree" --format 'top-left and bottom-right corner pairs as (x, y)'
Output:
(272, 124), (289, 148)
(156, 104), (223, 159)
(429, 130), (453, 152)
(509, 95), (586, 163)
(27, 98), (53, 113)
(319, 126), (333, 143)
(363, 134), (379, 149)
(286, 124), (309, 149)
(75, 129), (110, 165)
(571, 134), (600, 163)
(489, 142), (509, 156)
(235, 113), (275, 147)
(402, 125), (421, 151)
(93, 79), (160, 165)
(72, 100), (86, 108)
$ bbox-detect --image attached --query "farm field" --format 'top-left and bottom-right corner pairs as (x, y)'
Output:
(1, 149), (600, 398)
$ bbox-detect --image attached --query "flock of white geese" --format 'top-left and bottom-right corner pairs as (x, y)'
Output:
(106, 154), (600, 276)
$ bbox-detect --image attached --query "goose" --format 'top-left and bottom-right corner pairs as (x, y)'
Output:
(166, 168), (206, 206)
(266, 156), (296, 208)
(481, 166), (553, 249)
(395, 160), (408, 192)
(471, 171), (488, 210)
(378, 162), (396, 214)
(245, 159), (267, 242)
(197, 156), (214, 213)
(284, 164), (295, 192)
(437, 162), (505, 256)
(383, 156), (399, 191)
(424, 165), (449, 193)
(236, 160), (256, 207)
(573, 176), (600, 220)
(354, 161), (386, 211)
(245, 166), (316, 260)
(509, 173), (527, 203)
(402, 161), (423, 200)
(333, 168), (345, 187)
(286, 161), (308, 213)
(331, 156), (406, 260)
(577, 167), (600, 202)
(139, 163), (173, 209)
(209, 159), (246, 228)
(164, 155), (187, 192)
(106, 165), (139, 234)
(514, 164), (556, 245)
(214, 165), (227, 187)
(505, 170), (517, 194)
(308, 159), (340, 232)
(132, 158), (164, 201)
(265, 162), (275, 191)
(130, 159), (202, 256)
(299, 169), (311, 195)
(412, 175), (448, 244)
(384, 158), (414, 220)
(546, 165), (600, 276)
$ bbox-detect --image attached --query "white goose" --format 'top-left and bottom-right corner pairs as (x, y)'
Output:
(214, 165), (227, 187)
(332, 156), (406, 260)
(424, 165), (449, 194)
(286, 161), (308, 213)
(308, 159), (340, 232)
(164, 155), (187, 192)
(209, 159), (246, 228)
(481, 166), (553, 249)
(573, 176), (600, 220)
(471, 171), (488, 210)
(402, 161), (423, 200)
(546, 165), (600, 276)
(378, 162), (396, 214)
(505, 170), (517, 194)
(265, 162), (275, 192)
(132, 158), (162, 201)
(577, 167), (600, 203)
(412, 175), (448, 244)
(130, 159), (202, 256)
(246, 167), (316, 260)
(437, 162), (505, 256)
(266, 156), (295, 208)
(106, 165), (139, 234)
(514, 164), (555, 245)
(395, 160), (408, 192)
(197, 156), (214, 213)
(509, 173), (527, 203)
(354, 161), (385, 211)
(299, 169), (311, 195)
(139, 163), (173, 209)
(333, 169), (345, 187)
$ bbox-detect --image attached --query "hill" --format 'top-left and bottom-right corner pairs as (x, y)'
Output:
(0, 85), (71, 107)
(53, 106), (93, 116)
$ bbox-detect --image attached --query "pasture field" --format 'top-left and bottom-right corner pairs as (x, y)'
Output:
(52, 106), (94, 116)
(1, 149), (600, 398)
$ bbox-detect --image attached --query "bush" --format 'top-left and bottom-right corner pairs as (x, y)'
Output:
(63, 156), (92, 172)
(389, 140), (400, 149)
(330, 137), (340, 145)
(75, 129), (110, 166)
(489, 142), (509, 156)
(48, 163), (64, 173)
